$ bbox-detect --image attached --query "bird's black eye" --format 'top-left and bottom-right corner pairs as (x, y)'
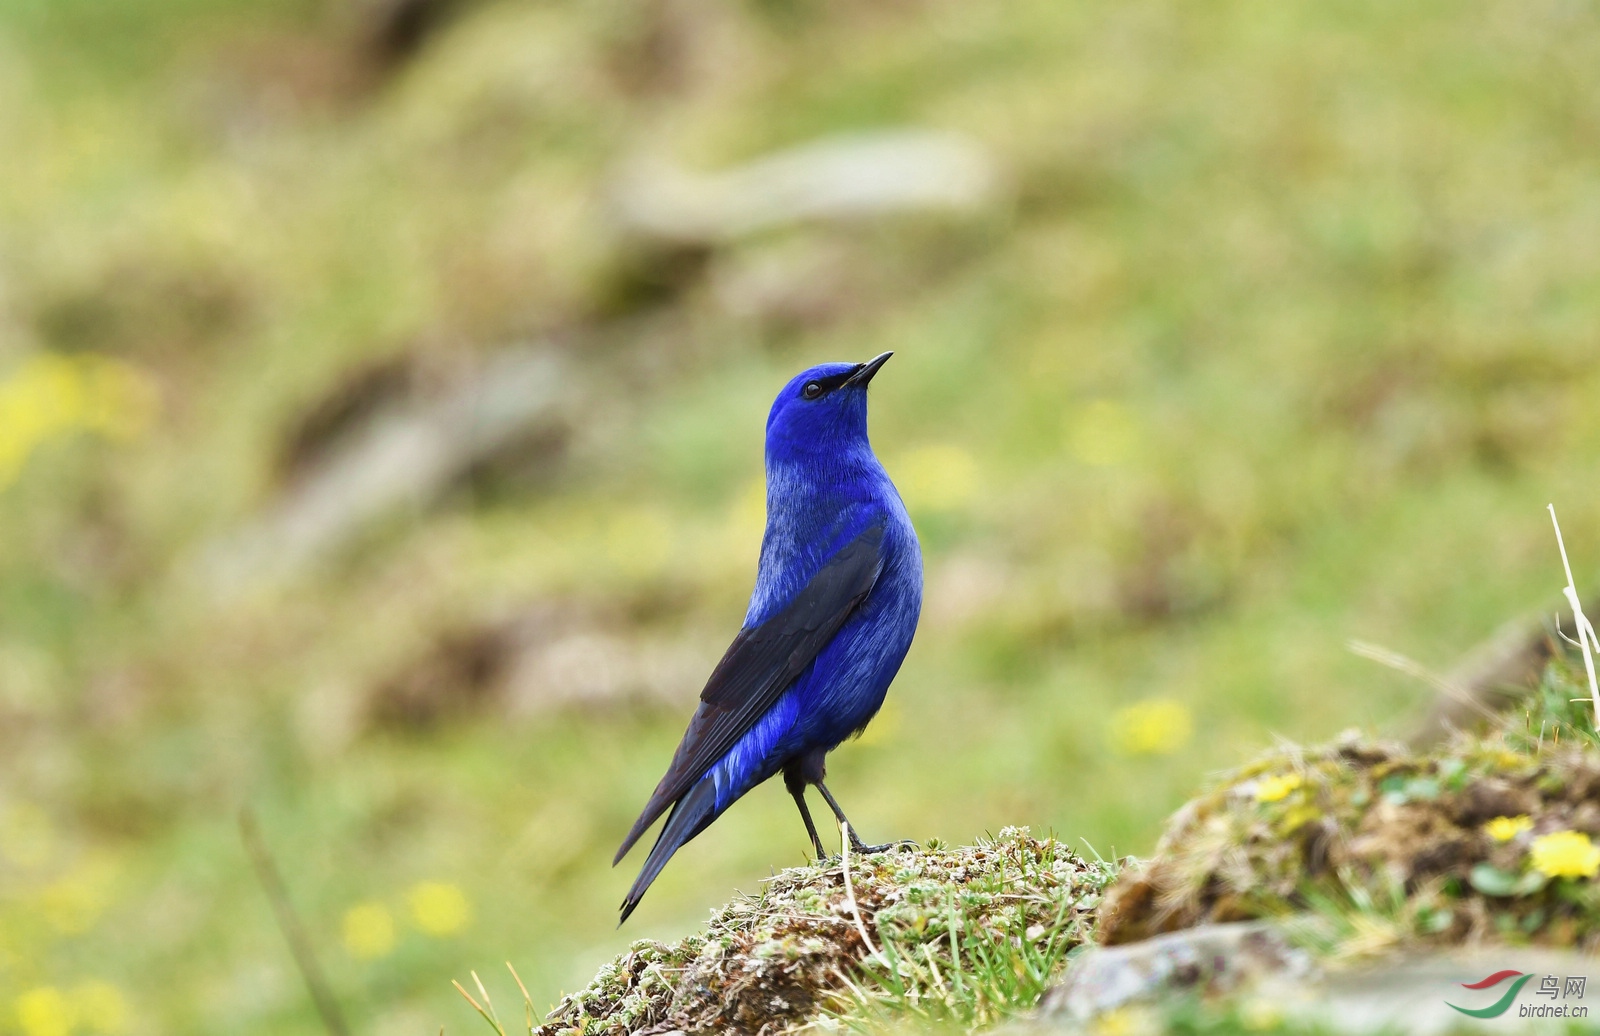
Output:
(801, 381), (824, 400)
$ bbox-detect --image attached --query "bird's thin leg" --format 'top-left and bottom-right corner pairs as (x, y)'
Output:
(783, 762), (830, 860)
(790, 787), (830, 861)
(814, 781), (916, 855)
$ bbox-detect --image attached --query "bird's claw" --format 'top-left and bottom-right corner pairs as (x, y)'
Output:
(854, 838), (919, 855)
(826, 838), (917, 861)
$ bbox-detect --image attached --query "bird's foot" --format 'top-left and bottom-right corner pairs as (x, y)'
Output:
(846, 837), (919, 857)
(811, 840), (915, 866)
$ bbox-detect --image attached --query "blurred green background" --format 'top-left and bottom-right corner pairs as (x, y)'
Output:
(4, 0), (1600, 1032)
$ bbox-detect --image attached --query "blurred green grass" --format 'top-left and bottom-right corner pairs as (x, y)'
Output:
(3, 0), (1600, 1033)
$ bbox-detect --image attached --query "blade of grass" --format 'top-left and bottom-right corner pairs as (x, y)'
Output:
(839, 821), (887, 967)
(238, 808), (351, 1036)
(506, 962), (534, 1031)
(945, 904), (967, 1003)
(452, 980), (506, 1036)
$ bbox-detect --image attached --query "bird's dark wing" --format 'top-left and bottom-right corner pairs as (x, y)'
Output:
(614, 519), (886, 864)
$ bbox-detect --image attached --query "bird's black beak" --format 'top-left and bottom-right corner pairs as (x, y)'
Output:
(845, 351), (892, 388)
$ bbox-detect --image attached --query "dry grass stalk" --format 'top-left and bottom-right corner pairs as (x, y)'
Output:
(1548, 504), (1600, 731)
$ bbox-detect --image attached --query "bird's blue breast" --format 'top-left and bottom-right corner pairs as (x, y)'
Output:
(746, 453), (905, 625)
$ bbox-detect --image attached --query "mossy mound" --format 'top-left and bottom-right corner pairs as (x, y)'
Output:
(535, 828), (1112, 1035)
(1100, 651), (1600, 955)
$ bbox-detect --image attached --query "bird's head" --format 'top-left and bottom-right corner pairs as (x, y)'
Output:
(765, 352), (892, 461)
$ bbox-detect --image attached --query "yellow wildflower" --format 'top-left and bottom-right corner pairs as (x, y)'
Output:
(342, 902), (396, 959)
(1483, 815), (1533, 842)
(16, 987), (71, 1036)
(1067, 400), (1139, 467)
(73, 981), (129, 1034)
(1490, 749), (1527, 770)
(1094, 1005), (1157, 1036)
(408, 881), (472, 937)
(892, 444), (979, 512)
(1239, 997), (1283, 1030)
(0, 353), (156, 489)
(1530, 830), (1600, 879)
(39, 857), (118, 934)
(1110, 699), (1193, 757)
(1254, 773), (1303, 803)
(1280, 804), (1321, 833)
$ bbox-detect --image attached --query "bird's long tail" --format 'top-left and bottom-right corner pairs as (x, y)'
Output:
(619, 776), (719, 924)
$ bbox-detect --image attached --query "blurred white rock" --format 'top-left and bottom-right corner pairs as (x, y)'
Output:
(609, 129), (1005, 246)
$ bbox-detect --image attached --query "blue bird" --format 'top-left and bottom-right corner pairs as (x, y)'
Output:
(615, 352), (922, 923)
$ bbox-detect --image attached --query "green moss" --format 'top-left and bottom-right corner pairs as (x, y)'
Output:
(534, 829), (1113, 1035)
(1100, 652), (1600, 957)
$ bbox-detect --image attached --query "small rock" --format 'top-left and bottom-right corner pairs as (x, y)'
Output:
(1037, 922), (1314, 1020)
(1032, 925), (1600, 1035)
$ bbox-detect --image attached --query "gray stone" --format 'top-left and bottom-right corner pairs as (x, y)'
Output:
(1030, 921), (1600, 1034)
(1038, 922), (1314, 1020)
